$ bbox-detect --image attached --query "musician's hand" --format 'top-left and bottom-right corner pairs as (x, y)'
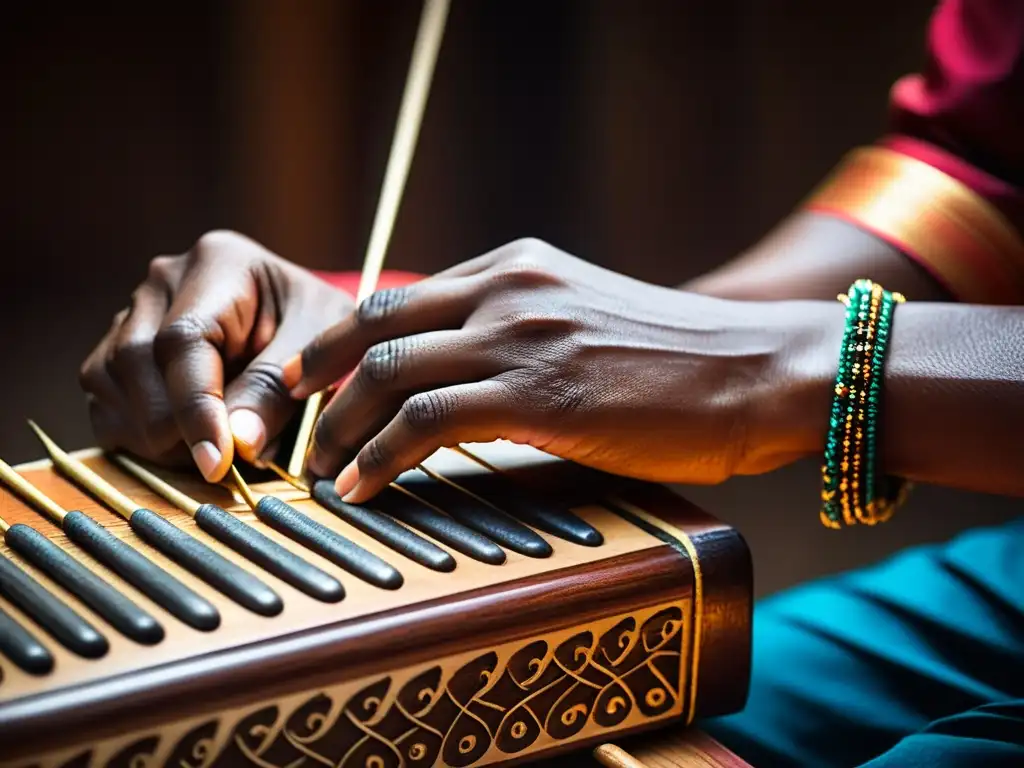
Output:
(287, 238), (843, 502)
(79, 231), (354, 481)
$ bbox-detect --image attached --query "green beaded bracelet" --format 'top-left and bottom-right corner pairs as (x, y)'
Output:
(820, 279), (908, 529)
(863, 286), (910, 522)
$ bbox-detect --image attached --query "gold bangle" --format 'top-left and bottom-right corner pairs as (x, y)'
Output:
(804, 146), (1024, 305)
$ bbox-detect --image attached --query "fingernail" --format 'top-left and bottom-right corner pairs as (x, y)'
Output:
(191, 440), (223, 481)
(229, 409), (267, 457)
(282, 355), (305, 397)
(335, 461), (360, 499)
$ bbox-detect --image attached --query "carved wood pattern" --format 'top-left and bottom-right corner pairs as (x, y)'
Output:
(26, 602), (688, 768)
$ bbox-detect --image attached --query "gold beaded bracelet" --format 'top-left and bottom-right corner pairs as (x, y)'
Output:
(820, 279), (910, 529)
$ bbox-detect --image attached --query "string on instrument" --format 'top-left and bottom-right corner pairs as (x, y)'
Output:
(112, 454), (347, 603)
(280, 0), (452, 482)
(211, 3), (703, 758)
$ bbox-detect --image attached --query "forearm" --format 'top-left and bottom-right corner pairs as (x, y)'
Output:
(776, 301), (1024, 498)
(681, 211), (951, 302)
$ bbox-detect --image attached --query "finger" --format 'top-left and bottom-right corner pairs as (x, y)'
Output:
(109, 281), (180, 457)
(330, 380), (521, 503)
(87, 395), (193, 468)
(153, 316), (233, 480)
(87, 394), (132, 453)
(250, 260), (280, 355)
(153, 261), (263, 481)
(305, 330), (506, 478)
(79, 328), (125, 406)
(287, 275), (485, 398)
(224, 318), (316, 462)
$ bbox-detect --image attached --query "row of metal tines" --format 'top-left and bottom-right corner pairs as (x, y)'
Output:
(0, 423), (603, 679)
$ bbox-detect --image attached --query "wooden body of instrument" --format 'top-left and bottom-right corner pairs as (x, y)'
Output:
(0, 440), (751, 768)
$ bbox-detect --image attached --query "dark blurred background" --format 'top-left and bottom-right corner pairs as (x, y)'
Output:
(1, 1), (1017, 598)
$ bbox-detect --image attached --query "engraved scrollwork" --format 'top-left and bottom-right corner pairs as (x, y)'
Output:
(72, 604), (684, 768)
(104, 737), (159, 768)
(164, 722), (218, 768)
(439, 653), (498, 767)
(215, 706), (280, 765)
(377, 667), (445, 768)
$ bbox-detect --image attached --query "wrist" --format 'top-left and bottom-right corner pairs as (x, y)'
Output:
(738, 299), (847, 475)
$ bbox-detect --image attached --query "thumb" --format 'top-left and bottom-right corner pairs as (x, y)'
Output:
(223, 321), (314, 462)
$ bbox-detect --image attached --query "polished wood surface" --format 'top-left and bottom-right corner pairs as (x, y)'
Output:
(0, 445), (666, 699)
(593, 729), (753, 768)
(0, 441), (752, 767)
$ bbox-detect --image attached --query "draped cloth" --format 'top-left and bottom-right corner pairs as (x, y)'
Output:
(702, 519), (1024, 767)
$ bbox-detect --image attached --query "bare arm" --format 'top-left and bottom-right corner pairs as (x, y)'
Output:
(769, 299), (1024, 499)
(681, 211), (951, 302)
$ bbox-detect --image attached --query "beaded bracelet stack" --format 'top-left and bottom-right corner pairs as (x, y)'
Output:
(820, 279), (910, 529)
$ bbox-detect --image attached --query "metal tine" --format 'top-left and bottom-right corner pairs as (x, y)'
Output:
(111, 453), (344, 603)
(0, 467), (164, 645)
(28, 421), (282, 619)
(226, 467), (405, 591)
(0, 453), (215, 633)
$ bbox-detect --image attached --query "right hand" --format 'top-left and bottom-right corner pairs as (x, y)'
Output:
(79, 231), (356, 481)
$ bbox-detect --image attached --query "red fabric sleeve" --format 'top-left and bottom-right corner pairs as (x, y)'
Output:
(311, 269), (425, 297)
(883, 0), (1024, 232)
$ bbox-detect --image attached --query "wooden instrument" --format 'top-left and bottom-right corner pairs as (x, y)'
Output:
(0, 438), (751, 767)
(0, 2), (755, 766)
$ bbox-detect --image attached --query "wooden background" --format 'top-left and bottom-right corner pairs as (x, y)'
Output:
(1, 1), (1018, 598)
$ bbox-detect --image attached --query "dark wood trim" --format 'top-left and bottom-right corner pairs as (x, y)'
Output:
(499, 461), (753, 720)
(1, 546), (690, 761)
(611, 482), (753, 720)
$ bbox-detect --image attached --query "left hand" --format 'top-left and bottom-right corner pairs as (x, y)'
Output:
(286, 238), (841, 502)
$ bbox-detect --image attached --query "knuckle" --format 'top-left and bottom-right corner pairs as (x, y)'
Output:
(358, 439), (390, 474)
(109, 336), (154, 378)
(153, 314), (212, 367)
(356, 286), (412, 325)
(175, 388), (221, 425)
(491, 258), (563, 291)
(360, 339), (404, 384)
(240, 361), (290, 402)
(504, 237), (550, 257)
(401, 390), (454, 432)
(146, 255), (180, 284)
(78, 359), (100, 392)
(505, 310), (577, 339)
(192, 229), (248, 258)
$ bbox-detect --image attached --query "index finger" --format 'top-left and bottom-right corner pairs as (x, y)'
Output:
(153, 311), (234, 481)
(286, 275), (483, 399)
(152, 262), (261, 481)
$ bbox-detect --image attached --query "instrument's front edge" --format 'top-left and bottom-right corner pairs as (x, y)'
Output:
(605, 482), (754, 720)
(0, 543), (696, 768)
(13, 597), (692, 768)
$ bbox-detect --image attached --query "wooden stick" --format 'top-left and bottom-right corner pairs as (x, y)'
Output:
(286, 0), (451, 478)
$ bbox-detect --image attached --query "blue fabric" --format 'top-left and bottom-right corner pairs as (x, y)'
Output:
(702, 517), (1024, 767)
